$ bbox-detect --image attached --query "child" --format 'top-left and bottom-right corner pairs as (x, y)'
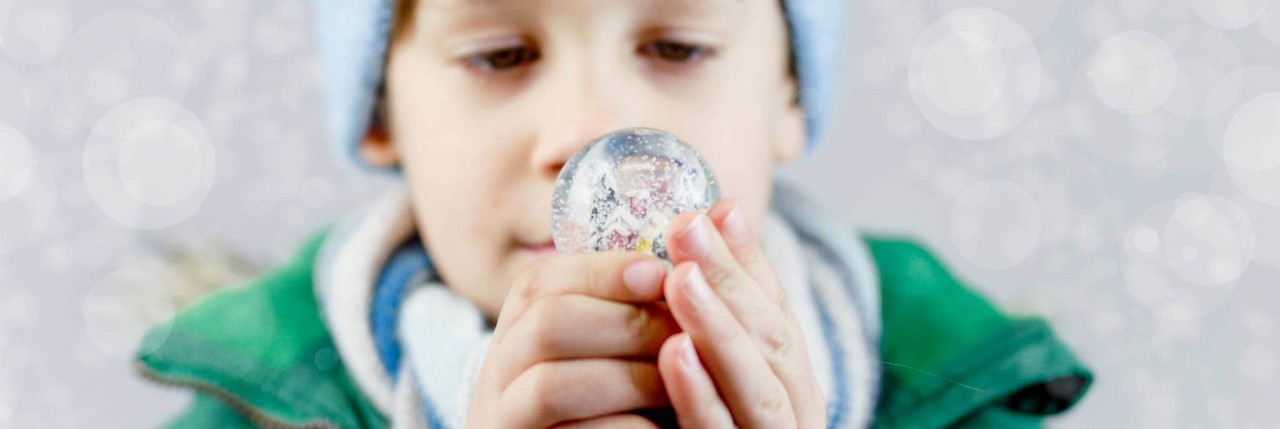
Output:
(136, 0), (1092, 427)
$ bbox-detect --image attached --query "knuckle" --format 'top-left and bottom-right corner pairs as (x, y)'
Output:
(758, 325), (795, 364)
(527, 365), (570, 418)
(703, 266), (740, 296)
(626, 361), (658, 393)
(525, 301), (564, 355)
(776, 291), (792, 315)
(517, 260), (548, 301)
(755, 394), (789, 420)
(626, 305), (654, 338)
(737, 247), (765, 269)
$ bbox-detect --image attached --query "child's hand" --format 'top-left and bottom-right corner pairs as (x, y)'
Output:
(465, 252), (681, 428)
(655, 201), (826, 429)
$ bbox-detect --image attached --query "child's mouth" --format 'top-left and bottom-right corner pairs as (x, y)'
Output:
(519, 240), (557, 258)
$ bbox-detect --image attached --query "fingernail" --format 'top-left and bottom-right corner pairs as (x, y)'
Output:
(683, 265), (713, 305)
(680, 336), (700, 368)
(623, 259), (665, 297)
(679, 214), (713, 256)
(721, 204), (751, 244)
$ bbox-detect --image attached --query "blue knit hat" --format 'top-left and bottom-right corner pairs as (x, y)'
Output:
(314, 0), (847, 168)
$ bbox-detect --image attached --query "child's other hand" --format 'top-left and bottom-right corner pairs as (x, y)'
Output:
(465, 252), (680, 428)
(656, 201), (826, 429)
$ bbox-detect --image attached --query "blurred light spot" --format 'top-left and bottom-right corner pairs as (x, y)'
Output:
(42, 241), (73, 272)
(0, 0), (71, 64)
(1123, 370), (1181, 428)
(1087, 31), (1178, 115)
(3, 287), (36, 327)
(1239, 345), (1276, 382)
(1260, 3), (1280, 43)
(1118, 0), (1155, 21)
(1164, 63), (1235, 119)
(1203, 67), (1280, 156)
(1169, 0), (1208, 21)
(0, 123), (35, 202)
(920, 32), (1007, 117)
(82, 268), (175, 360)
(0, 62), (29, 127)
(1230, 196), (1280, 270)
(1223, 92), (1280, 206)
(1132, 225), (1160, 253)
(0, 159), (55, 255)
(83, 97), (215, 229)
(253, 8), (304, 56)
(1192, 0), (1268, 30)
(1161, 25), (1244, 119)
(937, 0), (1064, 37)
(909, 8), (1040, 140)
(58, 11), (190, 125)
(1067, 67), (1188, 166)
(1078, 3), (1120, 42)
(1123, 197), (1248, 320)
(1088, 301), (1126, 336)
(1164, 194), (1254, 287)
(117, 122), (205, 207)
(1164, 24), (1244, 75)
(1223, 92), (1280, 172)
(949, 180), (1041, 269)
(1240, 308), (1275, 338)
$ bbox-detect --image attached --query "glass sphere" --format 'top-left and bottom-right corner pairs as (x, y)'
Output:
(551, 128), (720, 260)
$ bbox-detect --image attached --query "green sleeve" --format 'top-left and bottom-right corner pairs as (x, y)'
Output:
(866, 236), (1092, 429)
(165, 394), (257, 429)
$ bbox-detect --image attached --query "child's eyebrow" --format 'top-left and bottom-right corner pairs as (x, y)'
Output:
(423, 0), (740, 12)
(416, 0), (746, 38)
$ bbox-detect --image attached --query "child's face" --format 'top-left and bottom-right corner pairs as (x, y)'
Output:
(368, 0), (805, 317)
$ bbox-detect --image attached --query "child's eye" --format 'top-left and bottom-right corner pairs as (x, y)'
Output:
(640, 40), (712, 63)
(465, 46), (540, 72)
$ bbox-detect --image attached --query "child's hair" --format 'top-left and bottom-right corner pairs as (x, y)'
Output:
(392, 0), (417, 42)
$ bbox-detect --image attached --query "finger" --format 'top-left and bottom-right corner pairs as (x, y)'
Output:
(503, 359), (670, 428)
(513, 252), (668, 304)
(705, 202), (827, 425)
(658, 333), (734, 429)
(553, 414), (661, 429)
(664, 211), (784, 330)
(664, 262), (796, 428)
(503, 295), (679, 373)
(705, 200), (783, 298)
(666, 210), (824, 422)
(495, 252), (669, 342)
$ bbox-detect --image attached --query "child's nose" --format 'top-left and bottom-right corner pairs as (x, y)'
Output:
(528, 88), (623, 179)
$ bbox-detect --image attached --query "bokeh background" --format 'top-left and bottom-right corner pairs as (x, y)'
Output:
(2, 0), (1278, 427)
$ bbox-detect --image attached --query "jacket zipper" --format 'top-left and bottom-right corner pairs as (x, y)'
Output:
(135, 362), (340, 429)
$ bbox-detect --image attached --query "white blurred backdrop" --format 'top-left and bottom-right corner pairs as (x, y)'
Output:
(1, 0), (1278, 427)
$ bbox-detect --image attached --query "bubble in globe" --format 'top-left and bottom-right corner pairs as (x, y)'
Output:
(552, 128), (720, 260)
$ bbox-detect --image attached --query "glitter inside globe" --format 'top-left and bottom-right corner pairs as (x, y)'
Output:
(552, 128), (720, 260)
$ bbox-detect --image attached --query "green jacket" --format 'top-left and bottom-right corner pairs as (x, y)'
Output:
(136, 232), (1091, 428)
